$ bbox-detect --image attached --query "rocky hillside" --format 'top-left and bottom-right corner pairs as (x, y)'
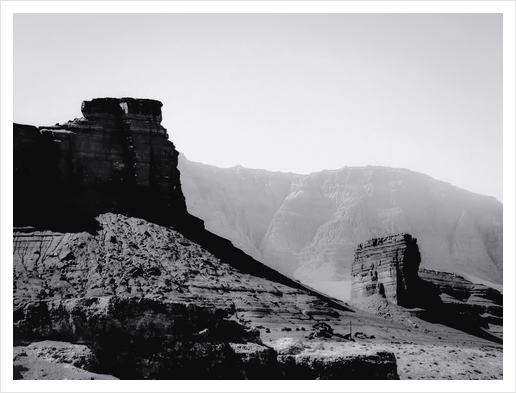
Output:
(14, 212), (404, 379)
(178, 157), (503, 299)
(13, 98), (403, 380)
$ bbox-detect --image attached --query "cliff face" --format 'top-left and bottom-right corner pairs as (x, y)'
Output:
(14, 98), (189, 231)
(351, 234), (421, 307)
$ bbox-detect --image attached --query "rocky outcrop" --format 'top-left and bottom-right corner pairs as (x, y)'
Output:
(350, 234), (503, 343)
(269, 337), (398, 379)
(13, 213), (349, 318)
(13, 98), (403, 379)
(14, 297), (274, 379)
(277, 351), (398, 380)
(13, 99), (335, 296)
(13, 341), (118, 380)
(351, 234), (421, 307)
(14, 98), (191, 231)
(419, 269), (503, 326)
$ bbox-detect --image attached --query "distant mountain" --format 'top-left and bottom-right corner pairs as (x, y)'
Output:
(178, 155), (503, 300)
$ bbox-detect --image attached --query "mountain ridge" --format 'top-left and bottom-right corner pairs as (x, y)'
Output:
(181, 156), (501, 202)
(178, 154), (502, 300)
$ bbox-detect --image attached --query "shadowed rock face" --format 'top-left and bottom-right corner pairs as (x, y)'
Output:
(14, 295), (399, 380)
(418, 269), (503, 326)
(277, 351), (398, 380)
(14, 297), (271, 380)
(14, 98), (188, 231)
(351, 234), (421, 307)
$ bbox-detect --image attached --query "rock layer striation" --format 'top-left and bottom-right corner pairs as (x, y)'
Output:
(14, 98), (188, 231)
(351, 234), (421, 307)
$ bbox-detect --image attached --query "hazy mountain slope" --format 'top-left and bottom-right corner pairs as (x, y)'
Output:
(178, 156), (502, 299)
(178, 157), (297, 261)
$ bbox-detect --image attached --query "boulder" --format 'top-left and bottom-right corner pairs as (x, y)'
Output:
(277, 351), (399, 380)
(13, 341), (118, 380)
(272, 337), (307, 355)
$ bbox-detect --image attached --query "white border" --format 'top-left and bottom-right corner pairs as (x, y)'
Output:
(2, 0), (516, 14)
(1, 2), (515, 392)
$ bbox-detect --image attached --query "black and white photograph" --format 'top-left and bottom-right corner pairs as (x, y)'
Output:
(1, 1), (515, 391)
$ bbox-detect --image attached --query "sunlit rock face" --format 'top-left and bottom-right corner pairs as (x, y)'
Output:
(179, 157), (503, 297)
(351, 234), (421, 307)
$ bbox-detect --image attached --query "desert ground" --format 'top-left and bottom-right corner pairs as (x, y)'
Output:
(256, 298), (503, 380)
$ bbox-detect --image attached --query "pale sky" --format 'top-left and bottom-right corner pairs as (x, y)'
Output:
(13, 12), (503, 202)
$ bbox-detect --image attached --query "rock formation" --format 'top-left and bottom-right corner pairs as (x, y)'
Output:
(14, 296), (271, 379)
(276, 351), (398, 380)
(350, 233), (503, 343)
(13, 340), (118, 380)
(13, 98), (404, 380)
(13, 211), (405, 379)
(351, 234), (421, 307)
(14, 98), (190, 231)
(419, 269), (503, 334)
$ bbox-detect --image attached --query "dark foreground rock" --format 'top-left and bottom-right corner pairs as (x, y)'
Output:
(278, 351), (398, 380)
(14, 98), (187, 232)
(13, 340), (118, 380)
(14, 296), (268, 379)
(14, 296), (399, 380)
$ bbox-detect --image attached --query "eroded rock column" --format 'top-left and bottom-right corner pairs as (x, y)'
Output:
(351, 233), (421, 307)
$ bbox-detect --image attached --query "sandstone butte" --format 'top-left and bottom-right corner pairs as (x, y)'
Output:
(12, 98), (502, 381)
(351, 233), (421, 307)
